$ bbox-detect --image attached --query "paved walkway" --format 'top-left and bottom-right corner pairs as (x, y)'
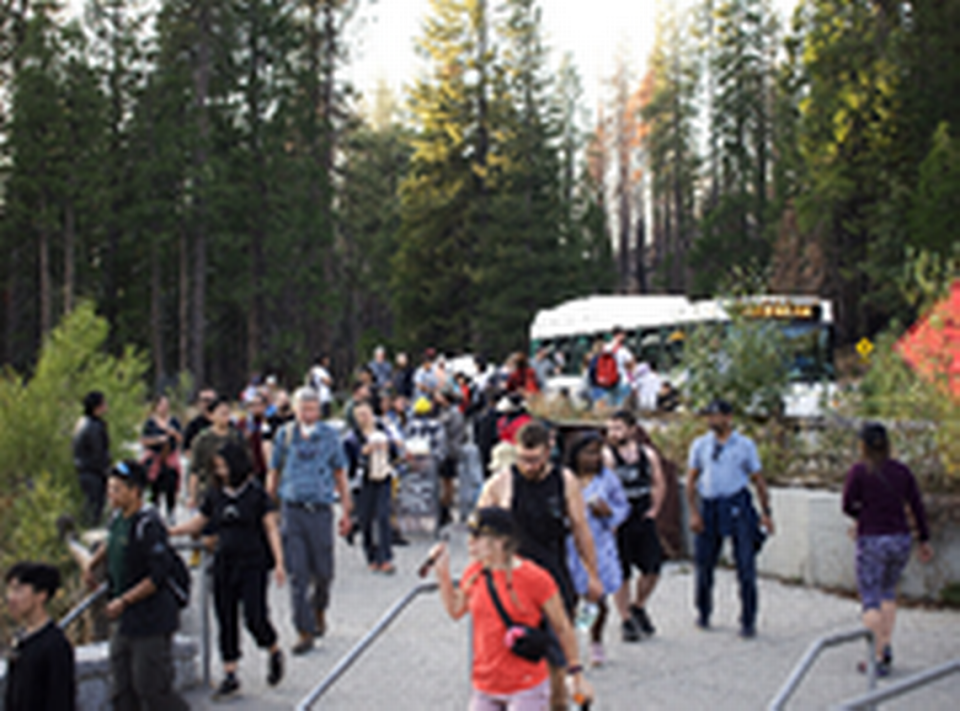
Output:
(183, 525), (960, 710)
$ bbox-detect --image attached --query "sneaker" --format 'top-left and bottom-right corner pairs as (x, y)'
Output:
(631, 606), (656, 636)
(213, 674), (240, 699)
(391, 529), (410, 546)
(857, 659), (891, 677)
(622, 618), (642, 643)
(695, 617), (710, 631)
(589, 642), (606, 667)
(292, 634), (314, 656)
(267, 649), (284, 687)
(378, 562), (397, 575)
(739, 626), (757, 640)
(882, 645), (893, 667)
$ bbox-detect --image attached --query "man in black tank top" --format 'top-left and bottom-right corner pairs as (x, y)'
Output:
(478, 420), (602, 710)
(604, 410), (666, 641)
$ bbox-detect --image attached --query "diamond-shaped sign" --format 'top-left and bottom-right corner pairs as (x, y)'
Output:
(856, 338), (874, 360)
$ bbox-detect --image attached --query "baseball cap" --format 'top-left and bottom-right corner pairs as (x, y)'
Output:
(110, 460), (148, 489)
(703, 399), (733, 416)
(467, 507), (516, 539)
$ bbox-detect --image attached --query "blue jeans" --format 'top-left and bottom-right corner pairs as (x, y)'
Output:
(358, 479), (393, 566)
(694, 488), (759, 631)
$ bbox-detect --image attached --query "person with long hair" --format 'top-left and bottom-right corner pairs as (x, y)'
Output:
(565, 432), (630, 666)
(842, 422), (933, 676)
(171, 442), (286, 698)
(140, 394), (183, 523)
(432, 507), (593, 710)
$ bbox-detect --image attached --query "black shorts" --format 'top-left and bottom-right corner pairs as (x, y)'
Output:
(438, 457), (459, 480)
(617, 514), (663, 578)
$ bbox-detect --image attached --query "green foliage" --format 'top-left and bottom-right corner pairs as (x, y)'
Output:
(0, 302), (149, 494)
(1, 471), (77, 574)
(854, 329), (960, 484)
(680, 307), (790, 418)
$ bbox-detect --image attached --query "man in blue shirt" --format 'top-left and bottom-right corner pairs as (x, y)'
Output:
(268, 388), (353, 655)
(686, 399), (775, 638)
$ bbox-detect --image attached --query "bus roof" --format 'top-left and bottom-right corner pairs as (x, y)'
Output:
(530, 295), (832, 340)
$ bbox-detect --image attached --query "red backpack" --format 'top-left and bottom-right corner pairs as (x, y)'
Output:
(593, 350), (619, 389)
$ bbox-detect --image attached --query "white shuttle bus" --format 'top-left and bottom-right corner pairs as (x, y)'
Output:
(529, 294), (836, 418)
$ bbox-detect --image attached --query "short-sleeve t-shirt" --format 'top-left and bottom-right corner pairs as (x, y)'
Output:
(200, 480), (277, 569)
(461, 558), (557, 696)
(688, 430), (761, 499)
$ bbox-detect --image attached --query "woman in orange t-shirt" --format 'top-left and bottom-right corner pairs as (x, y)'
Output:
(432, 507), (592, 710)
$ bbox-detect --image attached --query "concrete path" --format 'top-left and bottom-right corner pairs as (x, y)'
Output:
(182, 525), (960, 710)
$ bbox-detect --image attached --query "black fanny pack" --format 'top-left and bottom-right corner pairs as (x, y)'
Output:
(483, 568), (550, 663)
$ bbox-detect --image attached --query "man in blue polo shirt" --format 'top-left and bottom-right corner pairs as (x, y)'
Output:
(267, 387), (352, 655)
(686, 399), (775, 638)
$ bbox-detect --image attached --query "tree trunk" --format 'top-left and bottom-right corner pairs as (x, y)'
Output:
(178, 222), (189, 375)
(63, 189), (76, 314)
(38, 208), (51, 337)
(190, 1), (212, 390)
(150, 233), (165, 389)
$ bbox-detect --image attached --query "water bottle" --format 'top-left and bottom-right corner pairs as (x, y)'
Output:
(575, 600), (598, 631)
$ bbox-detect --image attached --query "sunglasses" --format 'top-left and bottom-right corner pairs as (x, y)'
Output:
(114, 461), (132, 478)
(712, 443), (724, 462)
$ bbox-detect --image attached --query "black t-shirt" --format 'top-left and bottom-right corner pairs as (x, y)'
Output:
(4, 620), (76, 711)
(142, 416), (182, 456)
(510, 465), (575, 614)
(183, 414), (211, 452)
(201, 480), (276, 569)
(264, 412), (294, 442)
(609, 444), (653, 515)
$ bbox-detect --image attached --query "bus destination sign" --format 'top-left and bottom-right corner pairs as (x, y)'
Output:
(740, 301), (821, 321)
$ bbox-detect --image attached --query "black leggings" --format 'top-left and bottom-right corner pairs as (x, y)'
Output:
(150, 467), (178, 518)
(213, 567), (278, 663)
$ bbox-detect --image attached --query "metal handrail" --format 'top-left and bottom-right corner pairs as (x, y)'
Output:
(296, 581), (439, 711)
(59, 582), (108, 631)
(769, 628), (876, 710)
(832, 657), (960, 710)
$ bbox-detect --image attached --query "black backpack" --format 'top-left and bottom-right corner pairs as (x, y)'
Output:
(134, 509), (191, 609)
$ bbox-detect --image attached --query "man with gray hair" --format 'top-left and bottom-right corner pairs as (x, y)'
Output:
(267, 387), (353, 655)
(368, 345), (393, 394)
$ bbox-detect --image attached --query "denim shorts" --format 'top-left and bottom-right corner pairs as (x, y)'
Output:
(470, 678), (550, 711)
(856, 533), (912, 610)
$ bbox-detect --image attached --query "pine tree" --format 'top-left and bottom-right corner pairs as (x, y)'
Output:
(643, 1), (700, 293)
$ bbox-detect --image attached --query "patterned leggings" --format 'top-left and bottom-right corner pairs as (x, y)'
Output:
(856, 533), (912, 610)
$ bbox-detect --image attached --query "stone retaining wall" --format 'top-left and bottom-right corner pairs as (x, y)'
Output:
(0, 634), (198, 711)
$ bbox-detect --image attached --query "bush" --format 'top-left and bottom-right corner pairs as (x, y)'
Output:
(0, 301), (149, 497)
(680, 308), (791, 419)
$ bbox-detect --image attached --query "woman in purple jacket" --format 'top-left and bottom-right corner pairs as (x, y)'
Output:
(842, 423), (934, 676)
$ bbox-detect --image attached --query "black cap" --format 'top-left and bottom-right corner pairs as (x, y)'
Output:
(110, 459), (148, 489)
(703, 398), (734, 415)
(467, 507), (516, 539)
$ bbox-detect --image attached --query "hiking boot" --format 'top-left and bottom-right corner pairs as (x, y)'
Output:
(622, 618), (642, 643)
(314, 609), (327, 638)
(292, 633), (314, 656)
(213, 674), (240, 699)
(267, 649), (284, 686)
(631, 605), (656, 636)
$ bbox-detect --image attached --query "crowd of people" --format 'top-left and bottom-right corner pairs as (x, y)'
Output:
(0, 335), (938, 711)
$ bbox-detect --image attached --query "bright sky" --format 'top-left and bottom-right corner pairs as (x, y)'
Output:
(348, 0), (800, 126)
(65, 0), (799, 127)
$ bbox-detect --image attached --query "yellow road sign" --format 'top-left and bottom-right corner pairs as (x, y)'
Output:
(856, 338), (874, 360)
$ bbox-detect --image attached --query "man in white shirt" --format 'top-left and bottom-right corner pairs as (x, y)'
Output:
(307, 354), (334, 419)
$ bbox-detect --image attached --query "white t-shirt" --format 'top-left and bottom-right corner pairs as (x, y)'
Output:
(309, 366), (333, 404)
